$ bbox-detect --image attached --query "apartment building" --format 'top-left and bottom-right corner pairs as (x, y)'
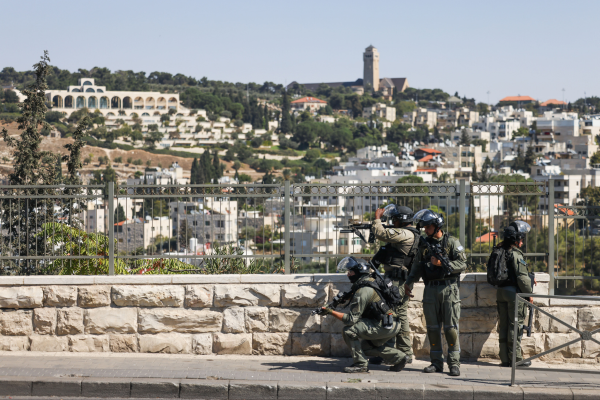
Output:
(362, 103), (396, 122)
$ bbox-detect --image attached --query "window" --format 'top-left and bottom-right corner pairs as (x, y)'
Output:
(205, 221), (210, 226)
(353, 238), (361, 245)
(216, 221), (225, 228)
(192, 221), (198, 226)
(217, 234), (225, 241)
(206, 234), (210, 239)
(339, 239), (347, 245)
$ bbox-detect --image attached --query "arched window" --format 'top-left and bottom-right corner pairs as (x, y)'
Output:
(97, 89), (104, 93)
(64, 95), (73, 108)
(72, 88), (80, 92)
(168, 97), (177, 110)
(52, 95), (63, 108)
(134, 97), (144, 110)
(88, 96), (97, 109)
(76, 96), (85, 109)
(100, 97), (109, 109)
(153, 111), (161, 116)
(142, 112), (150, 116)
(123, 96), (132, 109)
(157, 97), (166, 110)
(145, 97), (155, 109)
(86, 88), (95, 93)
(111, 97), (122, 109)
(106, 112), (115, 116)
(83, 81), (93, 85)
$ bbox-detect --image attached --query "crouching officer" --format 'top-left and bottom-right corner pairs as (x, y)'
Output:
(495, 221), (534, 367)
(321, 257), (410, 373)
(368, 204), (420, 366)
(404, 209), (466, 377)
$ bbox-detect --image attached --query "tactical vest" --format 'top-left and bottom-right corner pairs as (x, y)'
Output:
(375, 227), (421, 270)
(351, 277), (396, 323)
(421, 233), (461, 281)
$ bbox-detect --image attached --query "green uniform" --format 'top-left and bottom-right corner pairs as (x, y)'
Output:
(496, 245), (532, 364)
(342, 275), (406, 368)
(406, 232), (467, 370)
(372, 218), (417, 357)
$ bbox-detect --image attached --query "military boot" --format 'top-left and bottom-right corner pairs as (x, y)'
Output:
(423, 364), (443, 373)
(368, 356), (383, 365)
(449, 366), (460, 376)
(344, 364), (369, 373)
(389, 355), (410, 372)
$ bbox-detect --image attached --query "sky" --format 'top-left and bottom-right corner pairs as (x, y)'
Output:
(2, 0), (598, 104)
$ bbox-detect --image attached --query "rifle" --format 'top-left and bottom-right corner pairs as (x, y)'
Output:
(419, 236), (453, 276)
(336, 222), (393, 244)
(523, 272), (535, 337)
(311, 290), (353, 315)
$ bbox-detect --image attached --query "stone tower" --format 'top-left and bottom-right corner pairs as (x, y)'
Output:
(363, 45), (380, 92)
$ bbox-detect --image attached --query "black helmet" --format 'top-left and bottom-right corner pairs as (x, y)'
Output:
(336, 256), (371, 275)
(381, 204), (413, 223)
(504, 221), (531, 243)
(413, 209), (444, 230)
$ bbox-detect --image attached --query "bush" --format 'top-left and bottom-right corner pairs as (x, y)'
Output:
(113, 156), (122, 163)
(133, 159), (143, 166)
(127, 157), (133, 164)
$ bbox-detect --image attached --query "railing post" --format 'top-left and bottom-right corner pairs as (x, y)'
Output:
(284, 180), (291, 274)
(108, 182), (115, 276)
(459, 179), (466, 246)
(548, 179), (555, 295)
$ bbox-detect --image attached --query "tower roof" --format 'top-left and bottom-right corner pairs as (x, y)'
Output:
(365, 45), (376, 51)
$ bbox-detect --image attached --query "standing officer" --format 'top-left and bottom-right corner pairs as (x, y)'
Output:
(495, 221), (534, 367)
(320, 257), (410, 373)
(369, 204), (420, 365)
(404, 209), (466, 377)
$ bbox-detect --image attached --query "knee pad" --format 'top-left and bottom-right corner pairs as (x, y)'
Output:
(444, 326), (459, 352)
(344, 326), (359, 341)
(427, 325), (443, 352)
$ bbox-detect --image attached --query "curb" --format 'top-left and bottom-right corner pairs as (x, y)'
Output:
(0, 376), (596, 399)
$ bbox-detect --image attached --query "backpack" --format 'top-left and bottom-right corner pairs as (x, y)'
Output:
(357, 274), (403, 308)
(487, 246), (512, 287)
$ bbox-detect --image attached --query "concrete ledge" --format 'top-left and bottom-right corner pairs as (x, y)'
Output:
(423, 384), (474, 400)
(130, 378), (180, 398)
(229, 380), (278, 399)
(82, 377), (131, 398)
(326, 382), (377, 400)
(241, 274), (313, 283)
(473, 385), (524, 400)
(31, 377), (82, 397)
(179, 379), (229, 399)
(0, 376), (32, 396)
(277, 381), (327, 400)
(522, 387), (573, 399)
(376, 383), (423, 399)
(572, 389), (598, 399)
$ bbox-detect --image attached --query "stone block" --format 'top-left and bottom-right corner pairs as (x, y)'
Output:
(522, 387), (573, 400)
(192, 333), (213, 354)
(180, 379), (228, 399)
(377, 383), (424, 400)
(138, 333), (192, 354)
(84, 307), (137, 334)
(521, 333), (545, 359)
(252, 332), (291, 355)
(329, 282), (352, 299)
(0, 310), (33, 336)
(214, 284), (280, 307)
(535, 307), (576, 333)
(0, 376), (32, 396)
(408, 283), (425, 305)
(138, 309), (222, 334)
(78, 286), (111, 307)
(229, 380), (277, 400)
(213, 333), (252, 355)
(330, 333), (351, 357)
(0, 335), (30, 351)
(326, 382), (376, 400)
(0, 286), (43, 308)
(460, 283), (477, 308)
(82, 377), (131, 398)
(578, 308), (600, 332)
(172, 274), (240, 284)
(472, 333), (499, 358)
(292, 333), (330, 356)
(424, 384), (474, 400)
(269, 308), (320, 333)
(33, 307), (56, 335)
(109, 334), (138, 353)
(476, 283), (497, 308)
(30, 335), (69, 352)
(245, 306), (269, 332)
(281, 284), (327, 307)
(459, 333), (473, 358)
(573, 389), (600, 399)
(460, 308), (497, 333)
(407, 307), (426, 334)
(277, 381), (327, 400)
(532, 282), (549, 306)
(32, 377), (82, 397)
(222, 307), (245, 333)
(412, 333), (429, 357)
(412, 332), (473, 359)
(542, 332), (582, 359)
(42, 286), (77, 307)
(130, 378), (180, 398)
(473, 385), (523, 400)
(57, 308), (84, 335)
(241, 274), (313, 283)
(321, 314), (345, 333)
(112, 285), (184, 307)
(69, 335), (109, 352)
(185, 284), (213, 307)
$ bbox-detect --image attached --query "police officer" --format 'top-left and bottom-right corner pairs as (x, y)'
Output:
(368, 204), (420, 365)
(404, 209), (466, 377)
(496, 221), (534, 367)
(321, 257), (410, 373)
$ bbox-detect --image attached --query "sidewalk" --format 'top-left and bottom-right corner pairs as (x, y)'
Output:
(0, 352), (598, 399)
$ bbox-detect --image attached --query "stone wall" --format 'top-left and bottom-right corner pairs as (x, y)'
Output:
(0, 273), (596, 361)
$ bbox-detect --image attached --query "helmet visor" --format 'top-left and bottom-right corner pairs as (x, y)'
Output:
(336, 257), (358, 273)
(382, 204), (398, 221)
(512, 221), (531, 234)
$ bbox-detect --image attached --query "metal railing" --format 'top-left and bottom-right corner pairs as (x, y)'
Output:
(511, 293), (600, 386)
(0, 179), (569, 277)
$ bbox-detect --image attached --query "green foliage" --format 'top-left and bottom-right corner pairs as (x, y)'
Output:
(397, 175), (424, 183)
(591, 151), (600, 165)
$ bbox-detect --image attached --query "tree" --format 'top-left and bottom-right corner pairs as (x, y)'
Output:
(3, 89), (19, 103)
(303, 149), (321, 162)
(114, 204), (126, 223)
(512, 127), (529, 139)
(524, 146), (536, 173)
(280, 90), (292, 134)
(397, 175), (424, 183)
(459, 130), (471, 146)
(293, 121), (317, 147)
(238, 173), (252, 183)
(591, 151), (600, 165)
(147, 131), (164, 149)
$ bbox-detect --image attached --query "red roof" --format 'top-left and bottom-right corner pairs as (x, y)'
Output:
(555, 204), (576, 216)
(476, 232), (499, 243)
(291, 96), (327, 104)
(418, 155), (433, 162)
(499, 96), (536, 102)
(416, 168), (436, 173)
(417, 148), (442, 154)
(540, 99), (567, 107)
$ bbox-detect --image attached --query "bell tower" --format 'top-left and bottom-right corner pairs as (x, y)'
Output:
(363, 45), (379, 92)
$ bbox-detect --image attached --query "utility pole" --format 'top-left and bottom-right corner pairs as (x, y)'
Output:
(562, 88), (565, 110)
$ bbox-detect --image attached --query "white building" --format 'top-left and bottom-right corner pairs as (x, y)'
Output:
(114, 216), (173, 253)
(356, 145), (395, 160)
(362, 103), (396, 122)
